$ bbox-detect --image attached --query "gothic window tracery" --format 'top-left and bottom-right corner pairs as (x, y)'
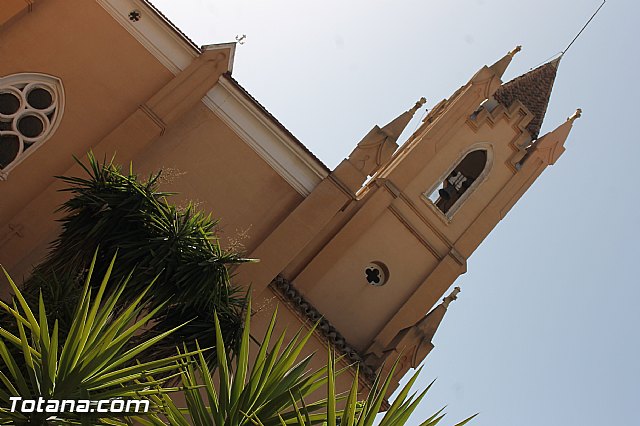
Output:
(365, 261), (389, 286)
(0, 73), (64, 179)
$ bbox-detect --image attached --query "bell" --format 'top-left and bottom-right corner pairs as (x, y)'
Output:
(438, 185), (457, 201)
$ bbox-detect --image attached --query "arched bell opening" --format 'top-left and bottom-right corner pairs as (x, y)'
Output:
(426, 149), (489, 216)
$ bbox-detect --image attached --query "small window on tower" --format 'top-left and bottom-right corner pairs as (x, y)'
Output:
(425, 149), (488, 216)
(365, 261), (389, 286)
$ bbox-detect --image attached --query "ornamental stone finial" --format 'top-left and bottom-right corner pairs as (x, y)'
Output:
(410, 97), (427, 114)
(509, 45), (522, 57)
(489, 46), (520, 79)
(568, 108), (582, 122)
(442, 286), (461, 308)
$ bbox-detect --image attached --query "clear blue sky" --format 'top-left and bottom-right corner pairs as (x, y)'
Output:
(152, 1), (638, 424)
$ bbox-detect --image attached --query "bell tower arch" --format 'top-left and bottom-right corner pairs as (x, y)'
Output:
(424, 145), (492, 217)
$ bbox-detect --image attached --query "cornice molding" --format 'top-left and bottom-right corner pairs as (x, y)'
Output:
(203, 78), (327, 196)
(96, 0), (197, 74)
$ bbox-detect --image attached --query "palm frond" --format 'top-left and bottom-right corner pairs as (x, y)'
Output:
(17, 152), (252, 370)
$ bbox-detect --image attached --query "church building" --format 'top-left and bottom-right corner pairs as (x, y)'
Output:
(0, 0), (580, 395)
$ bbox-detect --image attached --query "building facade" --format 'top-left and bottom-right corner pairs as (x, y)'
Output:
(0, 0), (580, 394)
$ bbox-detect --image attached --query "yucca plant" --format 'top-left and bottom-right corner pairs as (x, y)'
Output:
(0, 252), (200, 425)
(279, 352), (478, 426)
(133, 301), (476, 426)
(136, 302), (330, 426)
(11, 152), (251, 370)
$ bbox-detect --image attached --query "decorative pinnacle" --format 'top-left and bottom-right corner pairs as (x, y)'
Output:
(568, 108), (582, 122)
(508, 45), (522, 57)
(410, 97), (427, 114)
(442, 286), (461, 308)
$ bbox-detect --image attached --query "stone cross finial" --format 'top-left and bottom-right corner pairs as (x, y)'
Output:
(442, 286), (461, 308)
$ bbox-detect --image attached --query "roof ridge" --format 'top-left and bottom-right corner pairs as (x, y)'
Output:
(141, 0), (201, 53)
(222, 73), (330, 173)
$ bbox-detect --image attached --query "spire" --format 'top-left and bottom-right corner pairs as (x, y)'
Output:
(341, 97), (427, 183)
(379, 97), (427, 142)
(489, 45), (522, 79)
(524, 107), (582, 166)
(493, 56), (561, 139)
(366, 286), (461, 374)
(411, 286), (460, 342)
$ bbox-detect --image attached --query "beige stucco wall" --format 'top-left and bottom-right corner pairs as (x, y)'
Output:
(0, 0), (175, 281)
(0, 0), (174, 225)
(286, 115), (523, 354)
(0, 2), (304, 286)
(296, 210), (440, 351)
(132, 102), (304, 258)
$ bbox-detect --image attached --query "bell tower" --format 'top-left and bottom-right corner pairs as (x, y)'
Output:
(249, 47), (580, 390)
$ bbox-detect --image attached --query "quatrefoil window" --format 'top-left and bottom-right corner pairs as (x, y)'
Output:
(0, 73), (64, 179)
(365, 261), (389, 287)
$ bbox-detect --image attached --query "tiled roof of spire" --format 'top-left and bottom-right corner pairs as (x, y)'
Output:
(493, 58), (560, 139)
